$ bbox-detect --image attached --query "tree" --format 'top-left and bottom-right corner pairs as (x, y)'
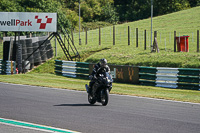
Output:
(187, 0), (200, 7)
(0, 0), (71, 30)
(0, 0), (195, 28)
(101, 2), (119, 23)
(0, 0), (22, 12)
(113, 0), (191, 22)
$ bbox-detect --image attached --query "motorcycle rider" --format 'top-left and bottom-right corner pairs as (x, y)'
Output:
(88, 58), (110, 94)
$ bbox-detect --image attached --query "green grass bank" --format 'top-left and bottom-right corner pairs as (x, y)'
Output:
(0, 73), (200, 103)
(69, 6), (200, 68)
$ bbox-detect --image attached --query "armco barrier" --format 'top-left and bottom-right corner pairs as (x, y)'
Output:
(55, 60), (140, 84)
(55, 60), (89, 78)
(139, 67), (200, 90)
(54, 60), (199, 90)
(0, 59), (16, 75)
(89, 64), (139, 84)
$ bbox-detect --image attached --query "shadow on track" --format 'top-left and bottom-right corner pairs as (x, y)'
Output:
(54, 104), (100, 106)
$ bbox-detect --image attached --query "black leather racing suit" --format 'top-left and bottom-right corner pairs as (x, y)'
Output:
(89, 63), (110, 90)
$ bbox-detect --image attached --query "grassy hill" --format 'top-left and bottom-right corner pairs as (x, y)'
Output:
(1, 6), (200, 74)
(66, 6), (200, 68)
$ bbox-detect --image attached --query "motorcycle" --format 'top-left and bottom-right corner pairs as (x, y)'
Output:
(85, 72), (113, 106)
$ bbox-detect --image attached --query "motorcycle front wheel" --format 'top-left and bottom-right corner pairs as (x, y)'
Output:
(101, 89), (109, 106)
(88, 94), (96, 105)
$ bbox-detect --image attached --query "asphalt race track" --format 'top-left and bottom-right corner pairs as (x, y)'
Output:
(0, 82), (200, 133)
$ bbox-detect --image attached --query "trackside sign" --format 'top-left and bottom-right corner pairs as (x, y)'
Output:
(0, 12), (57, 32)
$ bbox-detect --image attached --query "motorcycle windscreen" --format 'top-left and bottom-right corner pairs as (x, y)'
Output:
(106, 72), (113, 82)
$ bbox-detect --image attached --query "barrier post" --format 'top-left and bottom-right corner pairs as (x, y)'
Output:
(144, 30), (146, 50)
(86, 28), (87, 45)
(174, 31), (176, 52)
(113, 25), (115, 45)
(136, 28), (138, 47)
(197, 30), (199, 52)
(99, 27), (101, 45)
(128, 26), (130, 45)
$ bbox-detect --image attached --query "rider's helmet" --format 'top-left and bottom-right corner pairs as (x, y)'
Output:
(100, 58), (107, 68)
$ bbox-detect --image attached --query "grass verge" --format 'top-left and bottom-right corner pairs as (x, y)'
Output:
(0, 73), (200, 103)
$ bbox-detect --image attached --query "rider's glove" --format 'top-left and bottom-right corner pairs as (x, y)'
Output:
(93, 75), (97, 79)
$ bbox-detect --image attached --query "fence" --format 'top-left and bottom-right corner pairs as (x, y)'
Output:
(55, 60), (89, 79)
(72, 26), (200, 53)
(0, 59), (16, 75)
(139, 67), (200, 90)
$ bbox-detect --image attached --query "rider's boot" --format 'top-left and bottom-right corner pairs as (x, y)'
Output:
(88, 86), (92, 94)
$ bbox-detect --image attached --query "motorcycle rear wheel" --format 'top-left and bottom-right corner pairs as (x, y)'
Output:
(88, 94), (96, 105)
(101, 89), (109, 106)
